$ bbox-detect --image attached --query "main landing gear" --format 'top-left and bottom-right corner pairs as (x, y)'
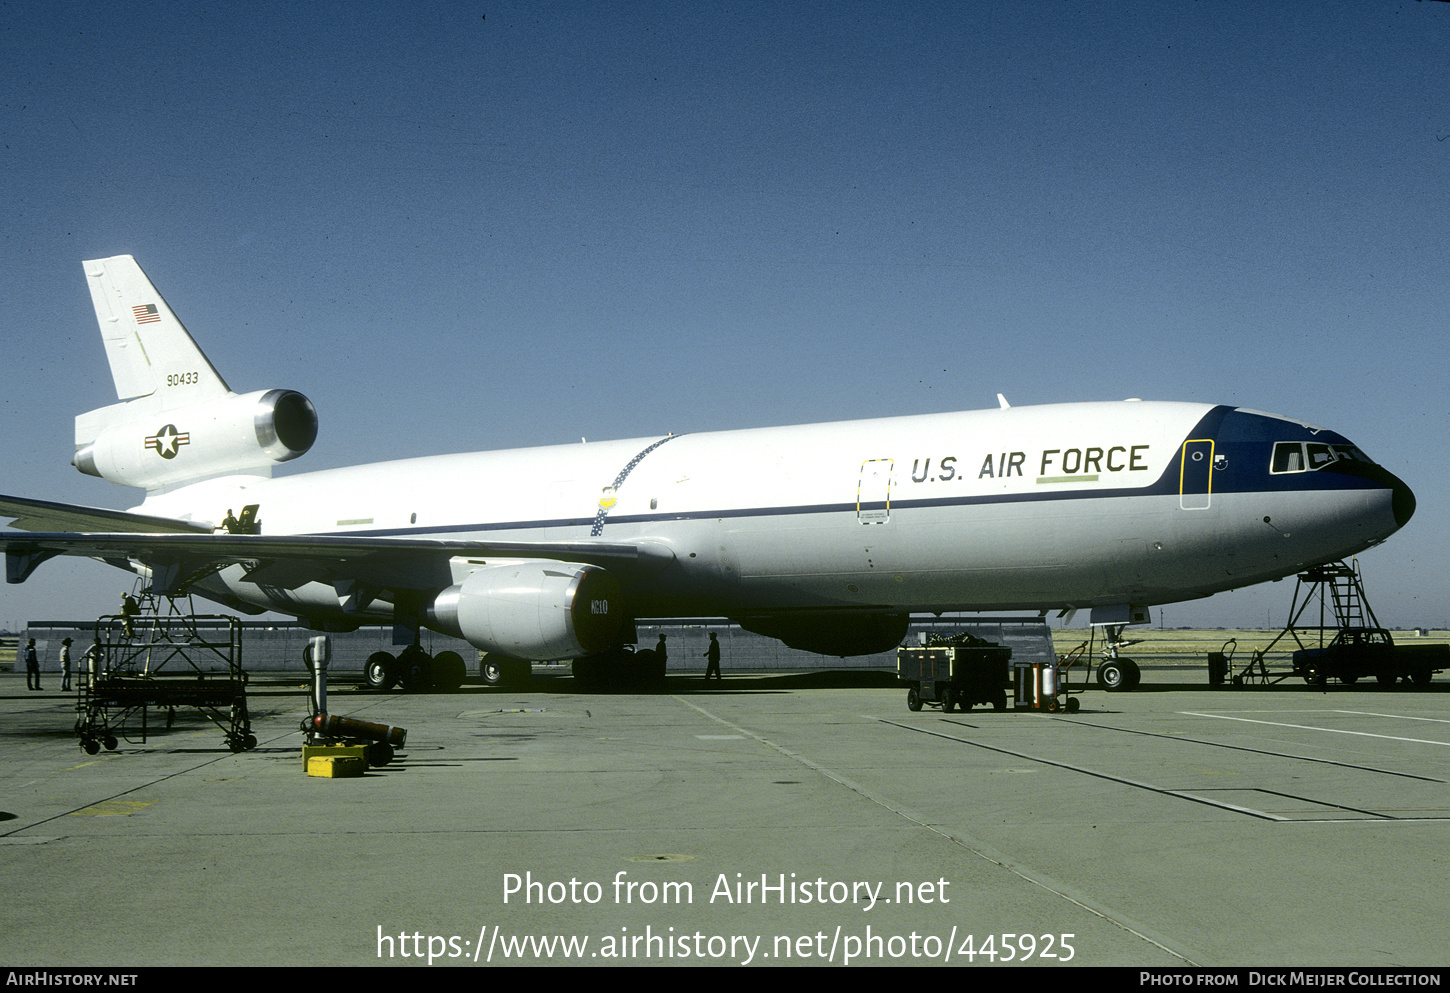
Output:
(362, 646), (468, 692)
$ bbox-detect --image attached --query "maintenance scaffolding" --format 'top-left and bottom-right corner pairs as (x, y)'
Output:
(75, 593), (256, 754)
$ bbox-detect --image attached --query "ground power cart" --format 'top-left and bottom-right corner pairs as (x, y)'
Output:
(898, 635), (1010, 713)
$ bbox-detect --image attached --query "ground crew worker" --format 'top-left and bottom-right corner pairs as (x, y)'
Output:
(24, 638), (41, 690)
(120, 593), (139, 639)
(704, 632), (721, 682)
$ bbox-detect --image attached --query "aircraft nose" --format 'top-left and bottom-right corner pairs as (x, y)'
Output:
(1389, 471), (1416, 529)
(1320, 459), (1415, 531)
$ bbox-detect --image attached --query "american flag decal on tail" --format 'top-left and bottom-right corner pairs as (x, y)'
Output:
(132, 303), (161, 324)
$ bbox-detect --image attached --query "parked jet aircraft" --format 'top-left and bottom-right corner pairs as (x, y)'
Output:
(0, 256), (1416, 689)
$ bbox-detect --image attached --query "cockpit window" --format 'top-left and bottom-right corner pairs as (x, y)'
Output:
(1271, 442), (1307, 473)
(1271, 441), (1375, 474)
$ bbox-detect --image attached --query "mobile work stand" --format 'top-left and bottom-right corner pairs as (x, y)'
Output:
(1228, 560), (1443, 688)
(75, 594), (255, 754)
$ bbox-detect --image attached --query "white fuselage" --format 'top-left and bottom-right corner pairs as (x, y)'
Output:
(133, 400), (1405, 625)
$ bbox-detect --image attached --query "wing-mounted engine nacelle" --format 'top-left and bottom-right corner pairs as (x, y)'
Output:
(74, 389), (318, 490)
(426, 561), (624, 661)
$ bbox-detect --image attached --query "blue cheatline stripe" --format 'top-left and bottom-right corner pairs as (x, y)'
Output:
(591, 434), (683, 537)
(328, 406), (1388, 541)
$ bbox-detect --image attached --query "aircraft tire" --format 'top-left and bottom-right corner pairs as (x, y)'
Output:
(572, 657), (599, 689)
(1097, 660), (1128, 692)
(481, 655), (506, 686)
(1120, 657), (1142, 689)
(434, 651), (467, 692)
(365, 651), (397, 691)
(397, 646), (432, 691)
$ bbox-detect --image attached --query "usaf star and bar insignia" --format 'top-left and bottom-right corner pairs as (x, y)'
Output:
(145, 424), (190, 459)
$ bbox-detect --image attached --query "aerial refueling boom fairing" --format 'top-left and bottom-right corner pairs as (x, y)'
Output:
(0, 257), (1416, 678)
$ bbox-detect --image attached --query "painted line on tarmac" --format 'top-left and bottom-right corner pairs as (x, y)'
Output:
(1334, 709), (1450, 725)
(1049, 715), (1447, 783)
(674, 695), (1200, 967)
(898, 718), (1292, 821)
(1180, 711), (1450, 747)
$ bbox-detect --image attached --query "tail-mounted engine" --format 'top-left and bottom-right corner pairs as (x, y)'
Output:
(426, 561), (624, 661)
(74, 389), (318, 490)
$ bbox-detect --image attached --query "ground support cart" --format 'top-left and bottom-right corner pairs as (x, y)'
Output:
(1015, 641), (1086, 712)
(75, 600), (255, 754)
(897, 634), (1010, 713)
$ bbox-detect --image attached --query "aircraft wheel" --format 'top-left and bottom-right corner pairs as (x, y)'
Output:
(397, 646), (432, 691)
(1119, 657), (1142, 689)
(572, 657), (599, 689)
(1097, 660), (1128, 692)
(481, 655), (505, 686)
(365, 651), (397, 690)
(906, 687), (922, 712)
(434, 651), (467, 692)
(631, 649), (665, 689)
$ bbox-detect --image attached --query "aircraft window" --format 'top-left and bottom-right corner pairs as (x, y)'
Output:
(1306, 443), (1336, 469)
(1272, 441), (1373, 474)
(1271, 442), (1306, 473)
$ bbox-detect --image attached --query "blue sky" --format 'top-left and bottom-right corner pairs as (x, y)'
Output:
(2, 1), (1447, 630)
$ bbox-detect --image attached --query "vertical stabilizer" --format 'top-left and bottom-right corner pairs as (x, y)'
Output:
(83, 256), (230, 406)
(71, 256), (317, 492)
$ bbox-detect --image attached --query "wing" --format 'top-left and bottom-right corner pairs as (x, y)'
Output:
(0, 493), (215, 534)
(0, 528), (673, 591)
(2, 493), (672, 596)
